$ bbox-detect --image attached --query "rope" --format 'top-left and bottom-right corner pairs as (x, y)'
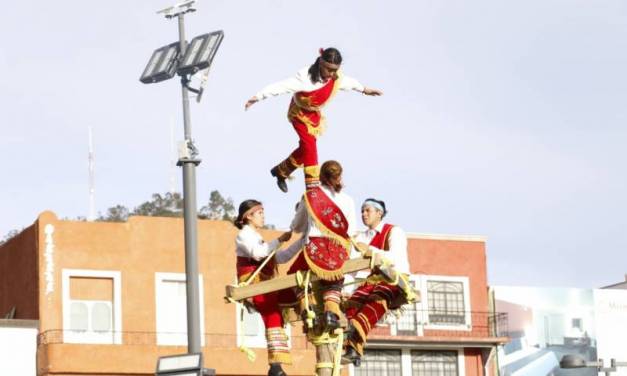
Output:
(239, 248), (278, 288)
(308, 329), (344, 376)
(298, 271), (316, 328)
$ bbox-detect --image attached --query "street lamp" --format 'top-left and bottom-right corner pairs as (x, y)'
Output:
(139, 42), (180, 84)
(156, 353), (214, 376)
(561, 355), (627, 375)
(139, 0), (224, 371)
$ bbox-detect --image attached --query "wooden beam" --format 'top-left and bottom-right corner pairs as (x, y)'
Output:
(225, 258), (372, 302)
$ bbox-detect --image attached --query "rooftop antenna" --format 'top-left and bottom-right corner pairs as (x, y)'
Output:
(87, 126), (96, 221)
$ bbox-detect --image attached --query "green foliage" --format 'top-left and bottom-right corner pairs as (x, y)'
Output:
(97, 190), (236, 222)
(0, 229), (21, 246)
(133, 192), (183, 218)
(98, 205), (131, 222)
(198, 190), (236, 221)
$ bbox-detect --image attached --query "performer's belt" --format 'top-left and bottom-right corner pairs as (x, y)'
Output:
(236, 256), (275, 282)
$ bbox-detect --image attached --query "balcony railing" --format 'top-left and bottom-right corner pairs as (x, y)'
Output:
(37, 330), (315, 349)
(369, 309), (508, 340)
(38, 311), (507, 348)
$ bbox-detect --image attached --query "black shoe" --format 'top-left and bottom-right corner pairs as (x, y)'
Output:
(341, 346), (361, 367)
(268, 363), (287, 376)
(322, 311), (341, 332)
(270, 168), (288, 193)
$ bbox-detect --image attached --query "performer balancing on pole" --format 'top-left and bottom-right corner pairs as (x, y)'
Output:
(233, 200), (303, 376)
(286, 160), (357, 331)
(342, 198), (412, 365)
(245, 48), (383, 192)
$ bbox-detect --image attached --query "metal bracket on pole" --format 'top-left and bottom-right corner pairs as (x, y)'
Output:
(177, 139), (202, 166)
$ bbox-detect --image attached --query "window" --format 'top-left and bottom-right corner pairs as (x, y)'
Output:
(62, 269), (122, 344)
(411, 350), (459, 376)
(354, 349), (402, 376)
(572, 318), (582, 331)
(155, 273), (205, 346)
(417, 275), (471, 330)
(234, 295), (291, 349)
(427, 281), (465, 325)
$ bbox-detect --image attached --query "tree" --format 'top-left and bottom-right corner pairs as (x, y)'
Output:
(0, 229), (21, 246)
(133, 192), (183, 218)
(96, 190), (236, 222)
(98, 205), (130, 222)
(199, 190), (236, 221)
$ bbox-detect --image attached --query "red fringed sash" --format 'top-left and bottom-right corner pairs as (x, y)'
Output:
(369, 224), (394, 251)
(302, 186), (351, 280)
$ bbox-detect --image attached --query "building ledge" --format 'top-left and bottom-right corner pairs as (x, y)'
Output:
(367, 335), (509, 348)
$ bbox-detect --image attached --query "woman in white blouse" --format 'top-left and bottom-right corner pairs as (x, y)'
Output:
(244, 47), (383, 192)
(234, 199), (302, 376)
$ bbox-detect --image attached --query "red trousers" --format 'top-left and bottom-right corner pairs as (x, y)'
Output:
(288, 121), (318, 168)
(346, 281), (403, 354)
(252, 291), (284, 329)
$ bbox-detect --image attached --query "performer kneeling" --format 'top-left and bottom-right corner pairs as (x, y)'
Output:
(343, 198), (410, 364)
(287, 160), (357, 330)
(234, 200), (302, 376)
(245, 48), (382, 192)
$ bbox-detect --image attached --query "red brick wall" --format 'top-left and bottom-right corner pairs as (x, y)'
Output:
(0, 223), (39, 319)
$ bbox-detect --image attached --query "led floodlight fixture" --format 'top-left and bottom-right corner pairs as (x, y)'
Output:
(140, 42), (181, 84)
(156, 353), (202, 375)
(177, 30), (224, 75)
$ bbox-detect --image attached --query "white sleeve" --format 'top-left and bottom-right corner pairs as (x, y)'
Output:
(387, 227), (409, 273)
(254, 70), (307, 100)
(290, 198), (308, 233)
(275, 237), (305, 264)
(339, 74), (365, 92)
(235, 231), (280, 261)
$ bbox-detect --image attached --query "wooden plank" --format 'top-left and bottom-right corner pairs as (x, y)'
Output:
(225, 258), (373, 302)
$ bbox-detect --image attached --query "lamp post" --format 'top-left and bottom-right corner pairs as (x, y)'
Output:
(140, 0), (223, 363)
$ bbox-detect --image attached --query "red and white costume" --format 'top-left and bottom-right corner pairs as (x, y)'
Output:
(254, 67), (365, 185)
(345, 223), (409, 355)
(235, 225), (301, 364)
(287, 185), (357, 316)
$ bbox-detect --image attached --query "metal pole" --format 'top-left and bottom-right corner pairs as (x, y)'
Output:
(177, 12), (202, 354)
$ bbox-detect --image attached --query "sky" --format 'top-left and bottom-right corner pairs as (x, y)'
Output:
(1, 0), (626, 289)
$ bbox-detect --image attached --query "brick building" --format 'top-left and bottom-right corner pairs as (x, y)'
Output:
(0, 211), (507, 376)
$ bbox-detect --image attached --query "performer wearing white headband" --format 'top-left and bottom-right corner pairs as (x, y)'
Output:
(342, 198), (410, 366)
(233, 199), (303, 376)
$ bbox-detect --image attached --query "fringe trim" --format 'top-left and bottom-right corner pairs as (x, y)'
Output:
(303, 249), (346, 281)
(268, 351), (292, 365)
(302, 195), (351, 252)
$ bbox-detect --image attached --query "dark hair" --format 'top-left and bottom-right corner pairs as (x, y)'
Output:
(363, 198), (387, 218)
(308, 47), (343, 84)
(320, 160), (343, 193)
(234, 199), (262, 229)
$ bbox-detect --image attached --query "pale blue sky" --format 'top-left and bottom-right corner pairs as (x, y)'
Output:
(1, 1), (626, 288)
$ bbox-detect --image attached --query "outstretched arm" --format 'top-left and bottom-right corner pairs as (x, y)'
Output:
(340, 75), (383, 96)
(362, 87), (383, 96)
(244, 71), (306, 110)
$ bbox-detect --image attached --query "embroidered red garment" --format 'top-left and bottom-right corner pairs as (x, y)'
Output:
(369, 223), (394, 250)
(302, 186), (351, 280)
(287, 74), (342, 136)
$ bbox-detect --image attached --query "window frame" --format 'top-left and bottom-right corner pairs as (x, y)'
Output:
(61, 269), (122, 344)
(233, 278), (291, 349)
(419, 275), (472, 331)
(154, 272), (205, 346)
